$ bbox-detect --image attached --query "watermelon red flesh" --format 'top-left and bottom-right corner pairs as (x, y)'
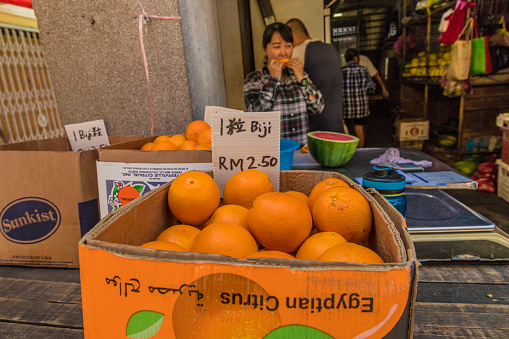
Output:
(311, 132), (357, 142)
(307, 132), (359, 167)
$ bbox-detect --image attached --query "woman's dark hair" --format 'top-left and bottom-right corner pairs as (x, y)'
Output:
(344, 48), (360, 62)
(262, 22), (293, 49)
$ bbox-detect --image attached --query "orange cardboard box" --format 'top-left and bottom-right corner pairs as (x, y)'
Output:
(79, 171), (417, 338)
(0, 136), (141, 268)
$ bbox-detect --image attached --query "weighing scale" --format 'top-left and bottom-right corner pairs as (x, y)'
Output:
(292, 148), (509, 261)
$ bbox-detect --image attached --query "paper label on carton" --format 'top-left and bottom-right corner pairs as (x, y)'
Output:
(96, 161), (213, 218)
(65, 119), (110, 151)
(210, 111), (281, 193)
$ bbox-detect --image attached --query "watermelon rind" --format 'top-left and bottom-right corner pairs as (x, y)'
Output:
(307, 131), (359, 167)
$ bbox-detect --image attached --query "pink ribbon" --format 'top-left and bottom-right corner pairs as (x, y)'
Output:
(138, 13), (181, 136)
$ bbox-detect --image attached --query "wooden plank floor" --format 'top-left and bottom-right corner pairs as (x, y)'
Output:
(0, 263), (508, 338)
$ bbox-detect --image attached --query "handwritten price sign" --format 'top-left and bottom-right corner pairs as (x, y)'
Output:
(211, 110), (280, 194)
(65, 119), (110, 152)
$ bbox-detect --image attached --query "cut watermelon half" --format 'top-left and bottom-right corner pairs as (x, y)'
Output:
(307, 131), (359, 167)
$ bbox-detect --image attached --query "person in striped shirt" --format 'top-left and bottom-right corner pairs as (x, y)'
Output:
(342, 48), (376, 148)
(243, 22), (324, 146)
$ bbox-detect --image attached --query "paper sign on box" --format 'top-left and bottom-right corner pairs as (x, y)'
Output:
(210, 110), (281, 194)
(97, 161), (213, 218)
(65, 119), (110, 151)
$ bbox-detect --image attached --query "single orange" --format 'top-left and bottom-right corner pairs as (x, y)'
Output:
(301, 144), (310, 153)
(168, 134), (187, 148)
(223, 170), (274, 209)
(190, 222), (258, 259)
(178, 140), (198, 150)
(194, 143), (212, 151)
(151, 141), (177, 151)
(246, 250), (295, 259)
(312, 187), (372, 244)
(153, 135), (172, 143)
(155, 224), (201, 251)
(285, 190), (309, 205)
(248, 192), (312, 253)
(279, 58), (290, 63)
(186, 120), (210, 142)
(296, 231), (348, 261)
(205, 204), (250, 231)
(167, 171), (220, 226)
(318, 242), (384, 264)
(197, 127), (212, 145)
(172, 273), (281, 339)
(117, 185), (141, 207)
(308, 177), (350, 211)
(140, 241), (186, 252)
(140, 142), (155, 151)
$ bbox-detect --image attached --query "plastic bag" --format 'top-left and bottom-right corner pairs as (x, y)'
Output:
(440, 0), (475, 44)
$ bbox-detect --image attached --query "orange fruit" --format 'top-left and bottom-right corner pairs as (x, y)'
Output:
(117, 185), (141, 207)
(153, 135), (172, 143)
(205, 204), (250, 231)
(248, 192), (312, 252)
(295, 231), (347, 261)
(197, 127), (212, 145)
(168, 134), (187, 148)
(167, 171), (220, 226)
(140, 142), (154, 151)
(178, 140), (198, 150)
(140, 241), (186, 252)
(246, 250), (295, 259)
(194, 143), (212, 151)
(190, 222), (258, 259)
(308, 177), (349, 211)
(301, 144), (309, 153)
(223, 170), (274, 209)
(172, 273), (281, 339)
(312, 187), (372, 244)
(285, 190), (309, 205)
(186, 120), (210, 142)
(155, 224), (201, 251)
(318, 242), (384, 264)
(151, 141), (177, 151)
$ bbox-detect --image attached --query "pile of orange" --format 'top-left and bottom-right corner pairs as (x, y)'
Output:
(141, 172), (383, 264)
(140, 120), (212, 151)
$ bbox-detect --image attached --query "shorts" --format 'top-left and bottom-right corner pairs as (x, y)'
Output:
(345, 116), (369, 126)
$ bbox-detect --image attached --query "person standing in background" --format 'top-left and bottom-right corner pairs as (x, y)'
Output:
(342, 48), (376, 148)
(243, 22), (324, 146)
(358, 55), (389, 98)
(286, 18), (345, 133)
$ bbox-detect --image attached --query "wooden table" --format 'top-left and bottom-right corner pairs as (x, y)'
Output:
(0, 263), (507, 338)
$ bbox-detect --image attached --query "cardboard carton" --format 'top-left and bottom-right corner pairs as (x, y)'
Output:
(396, 119), (429, 141)
(0, 136), (141, 268)
(97, 137), (213, 218)
(79, 171), (417, 338)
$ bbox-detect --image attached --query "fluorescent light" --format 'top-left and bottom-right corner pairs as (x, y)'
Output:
(333, 13), (343, 17)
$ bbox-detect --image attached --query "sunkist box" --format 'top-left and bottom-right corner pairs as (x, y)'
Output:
(79, 171), (418, 338)
(0, 135), (141, 268)
(96, 137), (212, 218)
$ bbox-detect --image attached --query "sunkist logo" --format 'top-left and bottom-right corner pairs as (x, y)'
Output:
(0, 197), (61, 244)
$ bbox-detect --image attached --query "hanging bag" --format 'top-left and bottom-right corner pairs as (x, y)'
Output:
(447, 17), (474, 81)
(470, 18), (493, 75)
(440, 0), (476, 44)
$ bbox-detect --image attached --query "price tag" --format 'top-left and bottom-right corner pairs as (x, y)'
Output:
(65, 119), (110, 152)
(211, 110), (280, 194)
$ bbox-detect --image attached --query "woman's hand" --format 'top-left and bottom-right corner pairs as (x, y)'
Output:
(285, 58), (305, 82)
(267, 59), (284, 79)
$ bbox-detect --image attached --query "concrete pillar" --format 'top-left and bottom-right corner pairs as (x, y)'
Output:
(178, 0), (228, 120)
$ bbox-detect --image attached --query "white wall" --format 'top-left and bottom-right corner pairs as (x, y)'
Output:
(249, 0), (324, 70)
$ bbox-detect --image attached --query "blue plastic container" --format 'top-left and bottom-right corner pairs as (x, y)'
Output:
(362, 166), (407, 218)
(280, 139), (300, 170)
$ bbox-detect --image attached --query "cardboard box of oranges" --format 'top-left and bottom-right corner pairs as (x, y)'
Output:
(79, 171), (417, 338)
(0, 135), (142, 268)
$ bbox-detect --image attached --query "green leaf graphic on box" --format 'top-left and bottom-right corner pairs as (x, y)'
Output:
(133, 184), (145, 194)
(264, 325), (334, 339)
(126, 311), (164, 339)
